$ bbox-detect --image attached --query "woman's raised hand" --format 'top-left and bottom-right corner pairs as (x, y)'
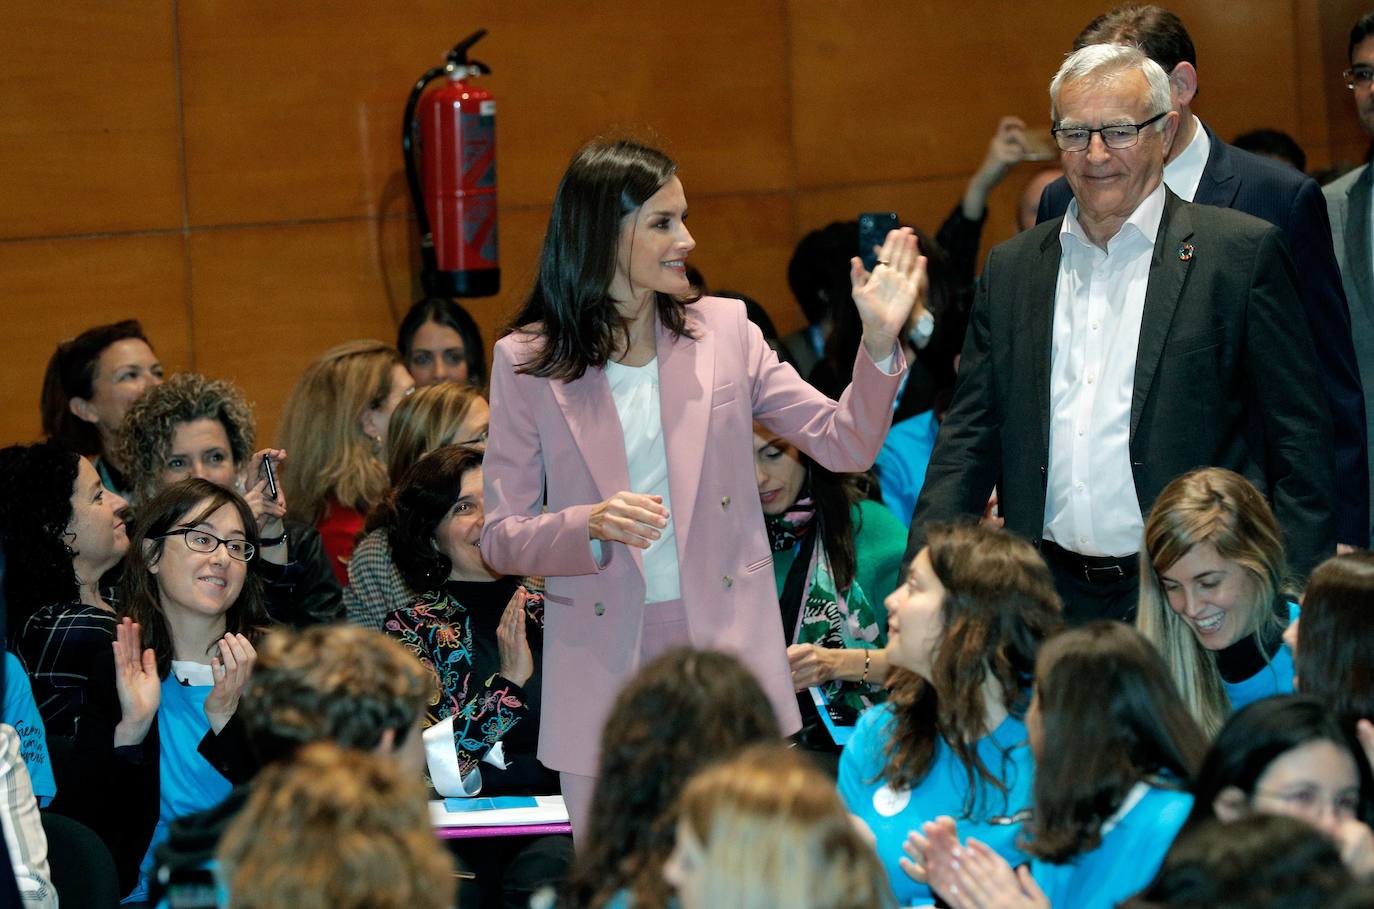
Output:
(241, 448), (288, 538)
(203, 632), (257, 734)
(589, 491), (669, 550)
(498, 587), (534, 687)
(850, 226), (927, 363)
(112, 617), (161, 747)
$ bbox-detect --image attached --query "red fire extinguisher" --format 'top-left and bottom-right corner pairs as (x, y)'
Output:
(403, 30), (499, 297)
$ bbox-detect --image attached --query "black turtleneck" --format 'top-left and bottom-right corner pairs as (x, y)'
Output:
(1214, 597), (1289, 684)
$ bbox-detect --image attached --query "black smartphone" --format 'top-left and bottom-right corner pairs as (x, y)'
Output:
(262, 453), (278, 500)
(858, 211), (899, 271)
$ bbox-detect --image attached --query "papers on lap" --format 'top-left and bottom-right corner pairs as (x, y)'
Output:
(429, 794), (570, 836)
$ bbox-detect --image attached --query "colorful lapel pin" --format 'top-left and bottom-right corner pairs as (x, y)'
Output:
(1177, 242), (1195, 261)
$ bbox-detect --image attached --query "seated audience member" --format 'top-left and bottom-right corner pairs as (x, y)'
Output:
(345, 382), (489, 630)
(751, 425), (903, 753)
(381, 444), (571, 909)
(118, 372), (342, 626)
(1186, 695), (1374, 877)
(0, 443), (127, 739)
(664, 744), (895, 909)
(1286, 551), (1374, 732)
(398, 297), (487, 387)
(1138, 468), (1297, 737)
(912, 622), (1206, 909)
(55, 479), (265, 900)
(838, 523), (1062, 907)
(1232, 128), (1308, 172)
(216, 742), (453, 909)
(41, 319), (164, 497)
(2, 655), (54, 808)
(1121, 814), (1353, 909)
(561, 648), (781, 909)
(278, 340), (415, 583)
(148, 623), (432, 908)
(780, 224), (848, 378)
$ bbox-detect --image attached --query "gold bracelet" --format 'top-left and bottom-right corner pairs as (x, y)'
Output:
(861, 649), (871, 685)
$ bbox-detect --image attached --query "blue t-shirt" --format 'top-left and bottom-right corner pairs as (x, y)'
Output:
(126, 664), (234, 904)
(839, 703), (1035, 906)
(1029, 784), (1192, 909)
(1223, 601), (1299, 712)
(2, 652), (55, 805)
(875, 410), (940, 526)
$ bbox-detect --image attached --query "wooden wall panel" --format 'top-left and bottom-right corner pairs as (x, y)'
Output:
(178, 0), (790, 225)
(0, 235), (190, 445)
(0, 3), (184, 238)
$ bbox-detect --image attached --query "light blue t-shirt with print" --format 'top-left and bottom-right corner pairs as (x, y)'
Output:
(839, 703), (1035, 907)
(3, 652), (55, 805)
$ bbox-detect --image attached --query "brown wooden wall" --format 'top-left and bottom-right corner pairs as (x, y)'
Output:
(1, 1), (1363, 445)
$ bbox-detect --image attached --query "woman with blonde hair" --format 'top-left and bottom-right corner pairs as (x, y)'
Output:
(1137, 468), (1296, 737)
(278, 340), (414, 583)
(217, 741), (454, 909)
(665, 743), (894, 909)
(344, 382), (489, 629)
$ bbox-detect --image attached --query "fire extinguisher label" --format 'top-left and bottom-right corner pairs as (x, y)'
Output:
(461, 113), (496, 190)
(480, 100), (496, 116)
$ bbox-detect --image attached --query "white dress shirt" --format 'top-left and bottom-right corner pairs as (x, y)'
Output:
(1163, 115), (1210, 203)
(1043, 182), (1167, 556)
(604, 357), (682, 603)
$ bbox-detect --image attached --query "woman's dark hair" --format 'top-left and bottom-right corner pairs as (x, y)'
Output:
(41, 319), (154, 456)
(1295, 552), (1374, 732)
(1120, 814), (1351, 909)
(0, 442), (83, 624)
(1027, 622), (1207, 862)
(510, 139), (699, 381)
(119, 478), (267, 678)
(882, 523), (1063, 810)
(1185, 695), (1371, 831)
(562, 648), (781, 909)
(396, 298), (487, 384)
(381, 445), (485, 593)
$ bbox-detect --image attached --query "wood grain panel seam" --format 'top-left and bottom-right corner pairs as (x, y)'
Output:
(172, 0), (196, 372)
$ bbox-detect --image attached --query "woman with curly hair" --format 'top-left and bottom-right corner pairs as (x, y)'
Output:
(379, 444), (568, 909)
(665, 744), (896, 909)
(0, 442), (128, 739)
(1137, 468), (1297, 737)
(562, 648), (781, 909)
(40, 319), (163, 496)
(277, 340), (414, 583)
(912, 622), (1207, 909)
(118, 372), (341, 626)
(838, 522), (1062, 907)
(218, 742), (454, 909)
(57, 478), (266, 900)
(345, 381), (489, 630)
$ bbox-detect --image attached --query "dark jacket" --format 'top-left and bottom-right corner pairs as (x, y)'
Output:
(255, 521), (343, 627)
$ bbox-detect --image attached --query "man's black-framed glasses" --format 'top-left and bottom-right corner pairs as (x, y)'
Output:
(156, 528), (256, 562)
(1051, 111), (1169, 152)
(1345, 66), (1374, 90)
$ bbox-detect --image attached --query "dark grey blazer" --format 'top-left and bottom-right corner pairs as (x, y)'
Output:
(1324, 163), (1374, 545)
(909, 189), (1336, 581)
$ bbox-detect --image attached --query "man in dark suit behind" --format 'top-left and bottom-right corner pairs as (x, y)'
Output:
(1036, 4), (1368, 550)
(908, 43), (1335, 624)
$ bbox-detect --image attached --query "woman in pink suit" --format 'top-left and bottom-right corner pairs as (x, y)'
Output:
(480, 139), (923, 835)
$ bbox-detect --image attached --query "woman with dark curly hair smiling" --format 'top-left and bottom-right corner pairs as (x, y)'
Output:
(378, 444), (568, 909)
(118, 372), (341, 626)
(0, 441), (128, 739)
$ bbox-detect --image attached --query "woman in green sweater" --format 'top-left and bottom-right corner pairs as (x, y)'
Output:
(753, 425), (908, 751)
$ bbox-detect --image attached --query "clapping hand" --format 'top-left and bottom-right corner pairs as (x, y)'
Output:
(112, 617), (160, 747)
(498, 587), (534, 687)
(850, 227), (927, 363)
(203, 633), (256, 734)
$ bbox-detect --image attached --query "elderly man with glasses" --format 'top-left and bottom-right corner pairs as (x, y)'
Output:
(1326, 11), (1374, 559)
(905, 43), (1335, 625)
(1035, 5), (1367, 554)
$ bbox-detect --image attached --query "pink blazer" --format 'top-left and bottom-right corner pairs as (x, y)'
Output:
(480, 296), (905, 775)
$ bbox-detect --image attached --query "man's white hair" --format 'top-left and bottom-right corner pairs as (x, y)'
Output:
(1049, 43), (1172, 125)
